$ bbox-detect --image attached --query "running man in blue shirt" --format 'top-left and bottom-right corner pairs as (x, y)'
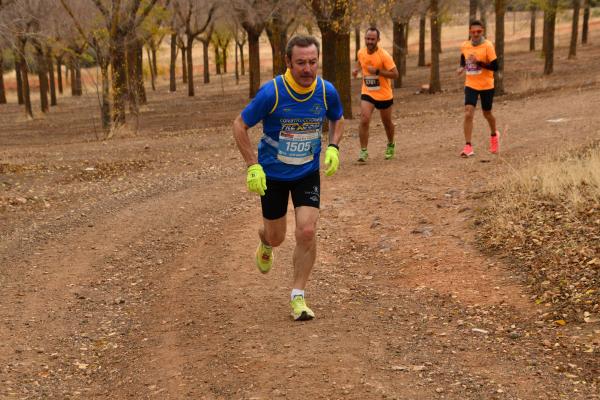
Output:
(233, 35), (344, 321)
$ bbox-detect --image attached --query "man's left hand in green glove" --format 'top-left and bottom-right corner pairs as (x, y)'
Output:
(324, 144), (339, 177)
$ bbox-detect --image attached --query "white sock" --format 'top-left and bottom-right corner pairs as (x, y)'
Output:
(291, 289), (305, 300)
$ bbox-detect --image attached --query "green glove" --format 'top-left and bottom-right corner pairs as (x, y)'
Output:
(247, 163), (267, 196)
(324, 145), (339, 177)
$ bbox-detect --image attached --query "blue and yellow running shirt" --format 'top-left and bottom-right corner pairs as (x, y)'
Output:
(241, 74), (343, 181)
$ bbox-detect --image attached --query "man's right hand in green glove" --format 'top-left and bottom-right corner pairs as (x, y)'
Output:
(246, 163), (267, 196)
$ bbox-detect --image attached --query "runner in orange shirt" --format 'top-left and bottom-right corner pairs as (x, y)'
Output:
(352, 26), (399, 162)
(457, 20), (500, 157)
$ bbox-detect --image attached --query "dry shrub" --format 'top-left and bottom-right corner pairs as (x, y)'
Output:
(478, 143), (600, 323)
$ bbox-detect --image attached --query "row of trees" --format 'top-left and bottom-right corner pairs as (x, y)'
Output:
(0, 0), (595, 135)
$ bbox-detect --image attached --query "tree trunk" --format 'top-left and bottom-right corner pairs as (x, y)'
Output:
(136, 44), (147, 104)
(246, 28), (262, 98)
(403, 24), (409, 76)
(73, 61), (82, 96)
(186, 36), (195, 96)
(334, 32), (352, 119)
(239, 43), (245, 75)
(151, 47), (158, 77)
(19, 50), (33, 118)
(15, 58), (24, 104)
(202, 40), (210, 83)
(223, 45), (228, 73)
(429, 0), (441, 93)
(56, 57), (63, 94)
(392, 19), (406, 88)
(479, 0), (488, 32)
(215, 44), (221, 75)
(582, 0), (590, 44)
(354, 26), (360, 61)
(235, 39), (240, 84)
(35, 47), (49, 113)
(530, 7), (536, 51)
(70, 65), (76, 96)
(0, 51), (6, 104)
(111, 32), (128, 125)
(47, 51), (57, 106)
(495, 0), (506, 95)
(266, 14), (286, 77)
(469, 0), (478, 24)
(543, 0), (558, 75)
(569, 0), (580, 59)
(320, 28), (337, 87)
(147, 47), (156, 91)
(181, 46), (187, 84)
(169, 33), (177, 92)
(100, 62), (111, 131)
(418, 15), (426, 67)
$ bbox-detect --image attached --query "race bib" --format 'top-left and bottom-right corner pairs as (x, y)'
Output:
(364, 75), (381, 91)
(465, 61), (482, 75)
(277, 122), (321, 165)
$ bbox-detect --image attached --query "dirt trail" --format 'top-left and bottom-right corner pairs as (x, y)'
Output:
(2, 38), (600, 399)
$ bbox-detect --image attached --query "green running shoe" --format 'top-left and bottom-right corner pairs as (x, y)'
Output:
(255, 242), (273, 274)
(357, 148), (369, 162)
(385, 142), (395, 160)
(290, 295), (315, 321)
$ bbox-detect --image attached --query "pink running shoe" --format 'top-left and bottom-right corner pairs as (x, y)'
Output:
(460, 144), (474, 158)
(490, 131), (500, 154)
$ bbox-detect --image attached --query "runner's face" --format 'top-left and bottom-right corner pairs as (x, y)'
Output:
(365, 30), (379, 51)
(470, 26), (483, 41)
(287, 45), (319, 87)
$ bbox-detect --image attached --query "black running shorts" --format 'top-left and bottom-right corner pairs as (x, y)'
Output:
(361, 94), (394, 110)
(260, 170), (320, 220)
(464, 86), (495, 111)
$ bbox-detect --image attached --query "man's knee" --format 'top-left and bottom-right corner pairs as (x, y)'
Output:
(482, 110), (494, 118)
(295, 225), (316, 244)
(360, 113), (371, 126)
(464, 107), (475, 120)
(264, 230), (285, 247)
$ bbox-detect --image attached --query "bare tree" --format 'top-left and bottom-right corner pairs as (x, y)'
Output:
(429, 0), (441, 93)
(469, 0), (477, 24)
(309, 0), (352, 118)
(568, 0), (580, 59)
(88, 0), (162, 125)
(581, 0), (589, 44)
(392, 1), (419, 88)
(197, 22), (214, 84)
(265, 2), (297, 77)
(543, 0), (558, 75)
(0, 49), (6, 104)
(530, 3), (536, 51)
(418, 11), (426, 66)
(173, 0), (216, 96)
(495, 0), (506, 95)
(234, 0), (269, 98)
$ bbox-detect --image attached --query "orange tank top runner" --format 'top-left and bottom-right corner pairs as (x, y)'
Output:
(357, 47), (396, 101)
(461, 40), (497, 91)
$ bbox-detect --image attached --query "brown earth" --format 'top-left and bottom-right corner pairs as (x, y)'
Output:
(1, 24), (600, 399)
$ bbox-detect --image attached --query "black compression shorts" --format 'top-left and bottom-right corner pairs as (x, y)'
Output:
(260, 170), (320, 220)
(464, 87), (495, 111)
(361, 94), (394, 110)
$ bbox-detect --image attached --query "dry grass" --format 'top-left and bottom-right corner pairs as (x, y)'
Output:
(477, 143), (600, 323)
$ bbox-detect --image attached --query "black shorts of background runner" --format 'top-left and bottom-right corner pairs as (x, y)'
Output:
(361, 94), (393, 110)
(260, 170), (320, 220)
(464, 87), (495, 111)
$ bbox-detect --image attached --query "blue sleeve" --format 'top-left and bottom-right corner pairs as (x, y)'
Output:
(241, 81), (276, 127)
(324, 81), (344, 121)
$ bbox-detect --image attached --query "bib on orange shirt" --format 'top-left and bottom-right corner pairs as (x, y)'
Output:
(461, 39), (497, 91)
(357, 47), (396, 101)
